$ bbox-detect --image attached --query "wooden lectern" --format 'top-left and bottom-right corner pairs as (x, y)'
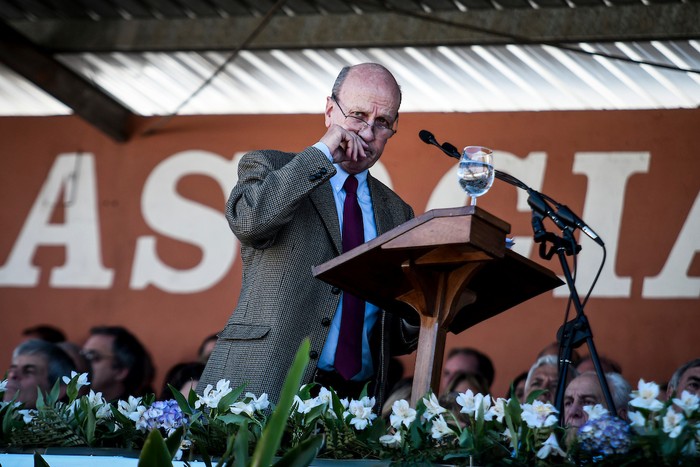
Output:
(312, 206), (563, 406)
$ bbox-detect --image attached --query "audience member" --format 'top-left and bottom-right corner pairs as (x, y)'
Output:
(160, 362), (205, 400)
(22, 325), (66, 343)
(197, 333), (218, 365)
(525, 355), (577, 403)
(82, 326), (155, 401)
(3, 339), (75, 409)
(505, 371), (528, 402)
(440, 347), (494, 393)
(442, 371), (489, 396)
(667, 358), (700, 398)
(576, 355), (622, 375)
(563, 371), (631, 441)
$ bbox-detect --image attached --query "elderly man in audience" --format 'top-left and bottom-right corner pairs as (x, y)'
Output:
(563, 371), (631, 433)
(667, 358), (700, 398)
(524, 355), (577, 403)
(82, 326), (155, 401)
(440, 347), (495, 394)
(3, 339), (75, 409)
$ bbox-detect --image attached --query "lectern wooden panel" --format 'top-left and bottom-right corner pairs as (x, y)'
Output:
(313, 206), (562, 405)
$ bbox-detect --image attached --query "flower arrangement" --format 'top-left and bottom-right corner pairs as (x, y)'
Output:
(2, 348), (699, 466)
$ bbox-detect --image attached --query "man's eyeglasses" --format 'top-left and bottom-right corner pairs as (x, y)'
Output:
(331, 94), (397, 138)
(80, 349), (114, 363)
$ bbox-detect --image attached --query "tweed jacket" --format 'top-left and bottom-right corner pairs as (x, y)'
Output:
(199, 146), (418, 408)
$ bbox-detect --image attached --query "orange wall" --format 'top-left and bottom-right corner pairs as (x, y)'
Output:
(1, 110), (698, 398)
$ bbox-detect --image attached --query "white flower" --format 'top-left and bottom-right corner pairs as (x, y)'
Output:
(344, 397), (377, 430)
(195, 379), (232, 409)
(422, 393), (446, 421)
(243, 392), (269, 412)
(628, 410), (646, 428)
(456, 389), (477, 415)
(118, 396), (146, 422)
(536, 433), (566, 459)
(62, 371), (90, 389)
(455, 390), (491, 419)
(629, 379), (664, 411)
(390, 399), (416, 428)
(379, 431), (402, 448)
(230, 401), (255, 417)
(521, 400), (558, 428)
(18, 409), (37, 424)
(0, 379), (8, 392)
(672, 390), (699, 415)
(294, 395), (324, 414)
(85, 390), (112, 419)
(316, 387), (333, 406)
(583, 404), (609, 421)
(662, 408), (685, 438)
(430, 415), (455, 440)
(487, 398), (508, 423)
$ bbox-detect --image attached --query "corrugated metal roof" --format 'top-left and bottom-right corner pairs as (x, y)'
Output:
(2, 40), (699, 116)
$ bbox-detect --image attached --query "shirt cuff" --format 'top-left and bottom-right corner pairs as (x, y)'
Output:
(313, 141), (333, 163)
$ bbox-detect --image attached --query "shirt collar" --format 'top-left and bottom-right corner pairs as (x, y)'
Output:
(331, 165), (368, 195)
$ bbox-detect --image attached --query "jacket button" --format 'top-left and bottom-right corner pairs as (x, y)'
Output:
(331, 287), (341, 295)
(319, 167), (328, 175)
(309, 350), (319, 359)
(321, 318), (331, 326)
(309, 174), (319, 182)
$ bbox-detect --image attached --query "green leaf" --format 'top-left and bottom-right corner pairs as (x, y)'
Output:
(233, 420), (250, 467)
(169, 383), (194, 415)
(85, 399), (97, 446)
(250, 338), (311, 467)
(217, 383), (246, 413)
(218, 413), (250, 425)
(33, 452), (51, 467)
(274, 435), (323, 467)
(138, 429), (174, 467)
(165, 425), (185, 459)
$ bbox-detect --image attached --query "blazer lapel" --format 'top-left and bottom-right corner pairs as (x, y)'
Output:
(367, 174), (393, 235)
(310, 181), (342, 254)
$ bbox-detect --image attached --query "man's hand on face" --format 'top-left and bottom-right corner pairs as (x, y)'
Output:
(320, 124), (369, 165)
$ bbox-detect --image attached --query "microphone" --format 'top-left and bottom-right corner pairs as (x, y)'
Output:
(553, 203), (604, 246)
(419, 130), (460, 160)
(527, 189), (570, 233)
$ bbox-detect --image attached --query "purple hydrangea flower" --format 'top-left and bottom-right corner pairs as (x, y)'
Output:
(137, 399), (187, 435)
(577, 414), (632, 460)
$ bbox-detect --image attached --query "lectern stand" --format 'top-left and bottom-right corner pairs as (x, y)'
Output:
(313, 206), (562, 406)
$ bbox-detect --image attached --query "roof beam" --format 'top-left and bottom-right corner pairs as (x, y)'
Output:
(6, 4), (700, 52)
(0, 21), (134, 141)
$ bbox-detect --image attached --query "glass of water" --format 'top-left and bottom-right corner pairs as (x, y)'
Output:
(457, 146), (494, 206)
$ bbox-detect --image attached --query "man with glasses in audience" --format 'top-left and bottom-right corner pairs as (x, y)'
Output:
(81, 326), (155, 401)
(199, 63), (418, 409)
(3, 339), (75, 409)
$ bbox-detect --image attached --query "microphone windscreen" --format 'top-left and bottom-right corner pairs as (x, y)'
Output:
(418, 130), (435, 145)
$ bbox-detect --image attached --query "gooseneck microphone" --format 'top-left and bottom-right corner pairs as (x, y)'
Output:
(419, 129), (604, 246)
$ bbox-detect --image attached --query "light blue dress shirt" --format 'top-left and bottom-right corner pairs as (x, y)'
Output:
(313, 142), (380, 381)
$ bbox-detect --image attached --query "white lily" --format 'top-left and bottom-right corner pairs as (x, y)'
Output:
(62, 371), (90, 389)
(662, 408), (685, 438)
(430, 414), (455, 440)
(195, 379), (232, 409)
(672, 390), (699, 415)
(629, 379), (664, 411)
(379, 431), (402, 448)
(583, 403), (609, 421)
(521, 400), (558, 428)
(390, 399), (416, 428)
(536, 433), (566, 459)
(422, 393), (446, 421)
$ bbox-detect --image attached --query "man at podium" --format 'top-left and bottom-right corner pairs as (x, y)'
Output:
(198, 63), (418, 408)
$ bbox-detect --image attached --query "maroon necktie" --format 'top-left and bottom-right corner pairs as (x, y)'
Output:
(335, 175), (365, 380)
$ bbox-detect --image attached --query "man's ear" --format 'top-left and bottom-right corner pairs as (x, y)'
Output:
(324, 96), (334, 127)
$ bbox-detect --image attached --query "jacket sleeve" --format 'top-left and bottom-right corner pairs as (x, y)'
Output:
(225, 147), (336, 248)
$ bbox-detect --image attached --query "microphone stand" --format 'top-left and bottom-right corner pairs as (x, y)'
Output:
(417, 129), (614, 422)
(527, 193), (616, 424)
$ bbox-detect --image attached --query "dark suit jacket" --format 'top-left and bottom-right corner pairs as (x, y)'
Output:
(199, 146), (417, 408)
